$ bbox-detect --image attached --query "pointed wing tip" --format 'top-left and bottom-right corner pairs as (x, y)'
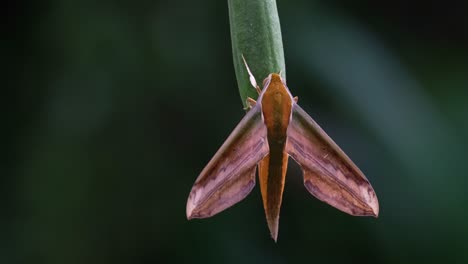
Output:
(351, 195), (379, 218)
(357, 195), (379, 217)
(186, 197), (196, 220)
(186, 189), (207, 220)
(186, 198), (210, 220)
(364, 189), (379, 217)
(369, 198), (379, 218)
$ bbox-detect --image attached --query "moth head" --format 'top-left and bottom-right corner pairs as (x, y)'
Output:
(264, 73), (286, 90)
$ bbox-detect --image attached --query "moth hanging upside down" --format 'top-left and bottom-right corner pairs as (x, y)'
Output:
(186, 57), (379, 241)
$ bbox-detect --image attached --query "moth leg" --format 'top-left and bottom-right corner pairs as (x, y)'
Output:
(294, 96), (298, 103)
(247, 97), (257, 107)
(244, 97), (257, 110)
(241, 54), (262, 95)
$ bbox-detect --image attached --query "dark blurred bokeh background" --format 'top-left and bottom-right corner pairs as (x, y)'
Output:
(5, 0), (468, 263)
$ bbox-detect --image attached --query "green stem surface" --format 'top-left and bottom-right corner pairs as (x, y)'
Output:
(228, 0), (286, 107)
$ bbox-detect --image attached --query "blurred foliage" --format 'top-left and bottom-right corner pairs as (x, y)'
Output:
(6, 0), (468, 263)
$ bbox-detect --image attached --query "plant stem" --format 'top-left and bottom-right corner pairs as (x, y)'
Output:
(228, 0), (286, 108)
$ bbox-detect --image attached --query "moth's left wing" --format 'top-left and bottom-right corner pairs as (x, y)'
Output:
(187, 104), (269, 219)
(286, 104), (379, 217)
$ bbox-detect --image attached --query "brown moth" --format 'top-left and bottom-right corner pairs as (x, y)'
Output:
(186, 57), (379, 241)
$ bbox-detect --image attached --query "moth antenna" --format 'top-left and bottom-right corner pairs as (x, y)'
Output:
(278, 69), (286, 82)
(241, 54), (261, 94)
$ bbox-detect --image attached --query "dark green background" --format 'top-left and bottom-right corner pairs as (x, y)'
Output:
(6, 0), (468, 263)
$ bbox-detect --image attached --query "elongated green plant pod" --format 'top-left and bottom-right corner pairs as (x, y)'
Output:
(228, 0), (286, 107)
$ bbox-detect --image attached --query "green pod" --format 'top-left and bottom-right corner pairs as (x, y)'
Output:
(228, 0), (286, 107)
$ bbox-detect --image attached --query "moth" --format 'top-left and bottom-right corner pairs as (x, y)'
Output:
(186, 57), (379, 241)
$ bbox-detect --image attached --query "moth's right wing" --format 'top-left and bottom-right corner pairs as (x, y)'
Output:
(187, 104), (269, 219)
(286, 104), (379, 217)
